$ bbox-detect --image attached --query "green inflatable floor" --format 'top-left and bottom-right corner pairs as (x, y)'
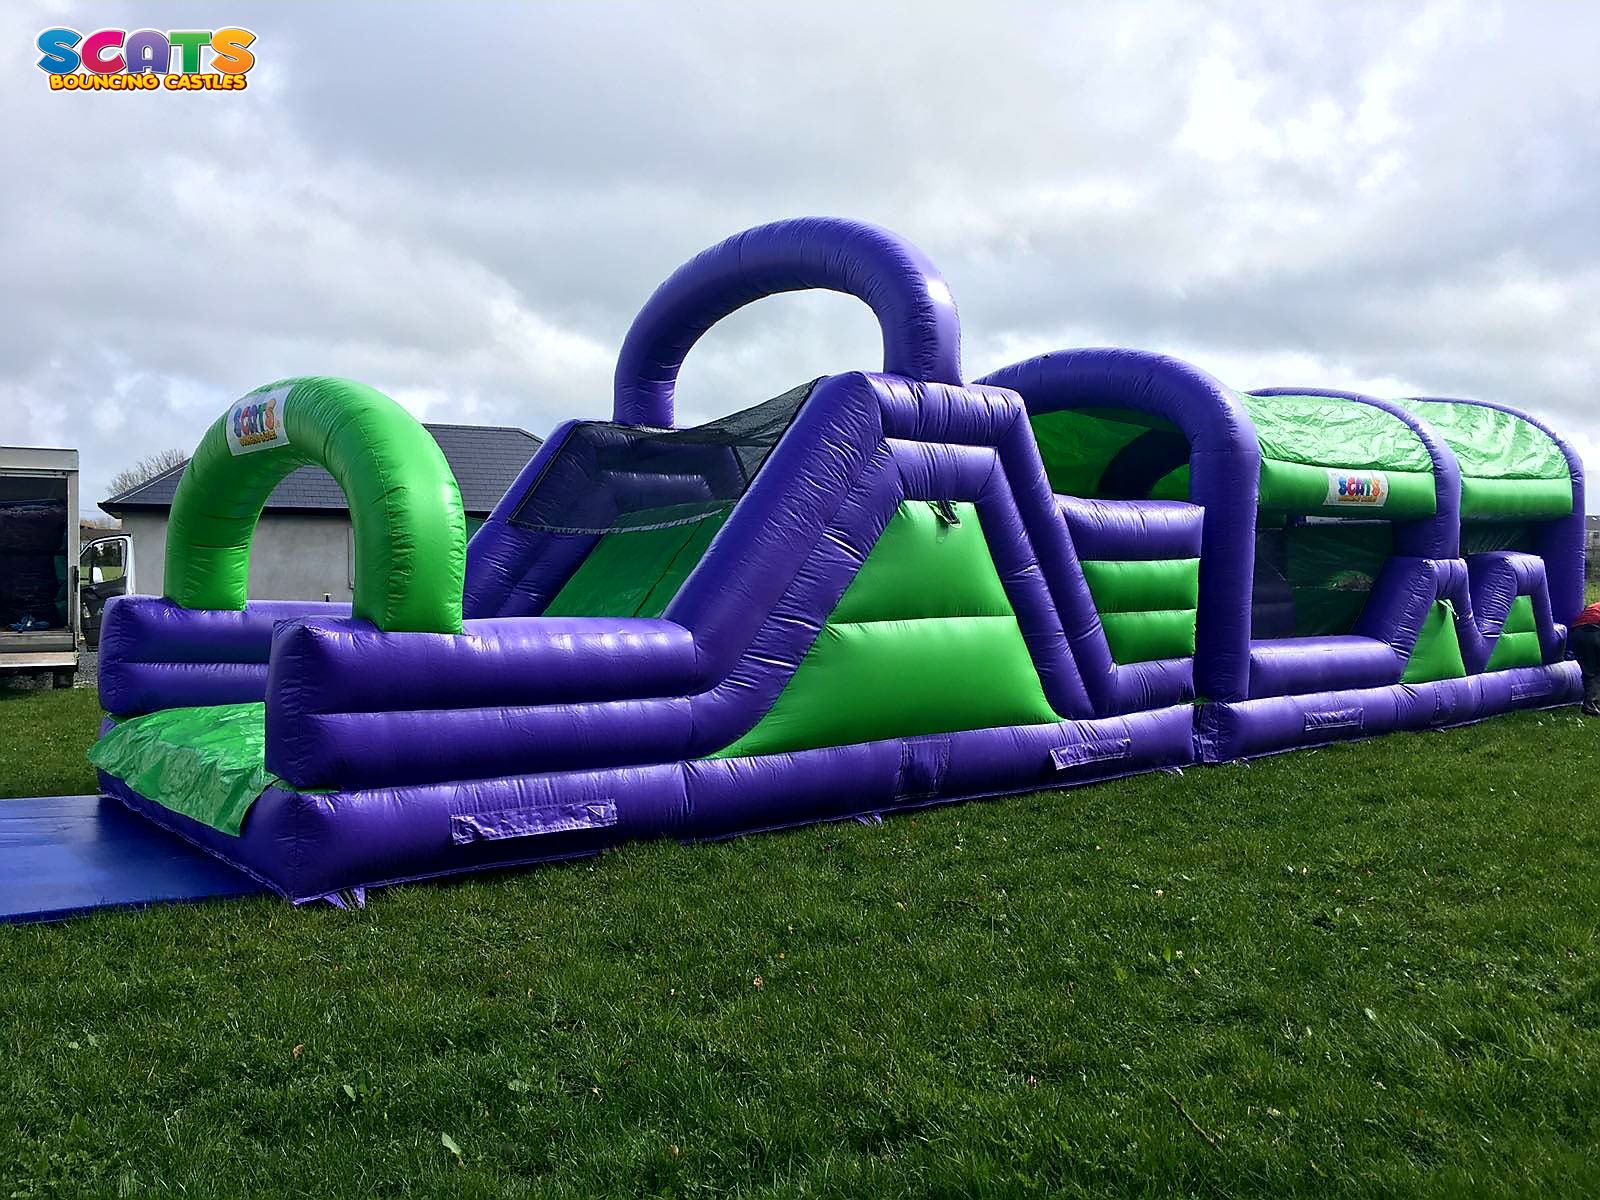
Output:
(88, 703), (278, 836)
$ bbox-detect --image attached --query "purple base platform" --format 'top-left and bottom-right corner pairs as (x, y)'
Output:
(1197, 661), (1580, 762)
(99, 668), (1580, 906)
(101, 705), (1197, 903)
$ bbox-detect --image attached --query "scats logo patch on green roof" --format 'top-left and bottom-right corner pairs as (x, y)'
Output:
(1325, 469), (1388, 508)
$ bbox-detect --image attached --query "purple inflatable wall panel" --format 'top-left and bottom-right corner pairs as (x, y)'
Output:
(1057, 496), (1204, 562)
(92, 219), (1585, 904)
(102, 705), (1196, 902)
(99, 598), (351, 716)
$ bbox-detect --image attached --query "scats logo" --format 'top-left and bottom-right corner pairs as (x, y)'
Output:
(226, 385), (292, 456)
(233, 398), (277, 445)
(1325, 469), (1388, 507)
(37, 28), (255, 92)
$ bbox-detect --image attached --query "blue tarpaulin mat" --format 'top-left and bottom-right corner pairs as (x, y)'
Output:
(0, 795), (264, 924)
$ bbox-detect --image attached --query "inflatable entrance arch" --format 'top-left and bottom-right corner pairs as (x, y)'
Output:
(162, 376), (466, 634)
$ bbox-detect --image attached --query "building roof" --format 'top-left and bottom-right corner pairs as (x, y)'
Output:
(101, 423), (542, 518)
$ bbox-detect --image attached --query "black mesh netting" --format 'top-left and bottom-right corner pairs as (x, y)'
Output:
(1252, 518), (1394, 639)
(509, 380), (815, 535)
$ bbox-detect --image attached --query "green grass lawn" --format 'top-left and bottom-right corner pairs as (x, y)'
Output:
(0, 686), (103, 798)
(2, 692), (1600, 1197)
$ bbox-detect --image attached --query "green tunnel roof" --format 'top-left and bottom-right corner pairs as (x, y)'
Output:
(1030, 394), (1439, 518)
(1396, 399), (1573, 520)
(1240, 393), (1436, 518)
(1029, 390), (1573, 522)
(1241, 394), (1431, 474)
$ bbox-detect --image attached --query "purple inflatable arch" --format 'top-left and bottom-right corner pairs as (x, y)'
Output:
(613, 216), (963, 428)
(90, 219), (1586, 904)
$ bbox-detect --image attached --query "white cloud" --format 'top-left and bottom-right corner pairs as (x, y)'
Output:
(0, 0), (1594, 510)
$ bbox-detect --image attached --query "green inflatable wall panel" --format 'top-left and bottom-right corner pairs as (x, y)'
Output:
(1401, 602), (1468, 685)
(1485, 595), (1544, 672)
(1081, 558), (1199, 664)
(715, 502), (1059, 758)
(1458, 476), (1573, 521)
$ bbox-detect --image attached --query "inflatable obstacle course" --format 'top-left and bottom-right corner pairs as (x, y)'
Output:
(79, 218), (1584, 907)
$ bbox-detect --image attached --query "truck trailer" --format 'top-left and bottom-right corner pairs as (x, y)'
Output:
(1, 446), (133, 687)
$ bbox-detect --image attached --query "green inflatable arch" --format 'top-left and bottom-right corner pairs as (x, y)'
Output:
(163, 376), (467, 634)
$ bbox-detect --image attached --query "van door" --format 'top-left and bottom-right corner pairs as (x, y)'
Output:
(80, 534), (134, 649)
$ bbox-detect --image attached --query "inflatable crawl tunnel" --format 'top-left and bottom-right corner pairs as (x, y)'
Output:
(88, 220), (1586, 903)
(980, 355), (1585, 760)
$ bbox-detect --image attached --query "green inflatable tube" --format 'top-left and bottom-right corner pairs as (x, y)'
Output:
(163, 376), (466, 634)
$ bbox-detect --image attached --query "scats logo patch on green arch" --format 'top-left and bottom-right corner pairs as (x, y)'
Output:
(227, 383), (292, 455)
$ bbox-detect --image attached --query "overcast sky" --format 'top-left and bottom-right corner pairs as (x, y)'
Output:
(3, 1), (1597, 512)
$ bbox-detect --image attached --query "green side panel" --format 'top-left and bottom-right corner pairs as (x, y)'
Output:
(1082, 558), (1199, 663)
(1458, 475), (1573, 520)
(1501, 593), (1538, 636)
(545, 510), (730, 619)
(165, 376), (467, 634)
(1242, 394), (1433, 473)
(1257, 458), (1436, 518)
(1397, 400), (1569, 480)
(714, 502), (1057, 758)
(1099, 609), (1197, 664)
(1149, 466), (1190, 501)
(1486, 596), (1543, 672)
(831, 502), (1017, 622)
(1487, 631), (1543, 672)
(715, 617), (1058, 758)
(1081, 558), (1200, 613)
(1029, 409), (1165, 498)
(1402, 603), (1468, 684)
(87, 703), (275, 837)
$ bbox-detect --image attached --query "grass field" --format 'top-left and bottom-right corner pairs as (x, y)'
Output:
(2, 688), (1600, 1197)
(0, 686), (103, 798)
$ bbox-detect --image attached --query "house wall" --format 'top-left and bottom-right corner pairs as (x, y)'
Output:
(121, 512), (355, 603)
